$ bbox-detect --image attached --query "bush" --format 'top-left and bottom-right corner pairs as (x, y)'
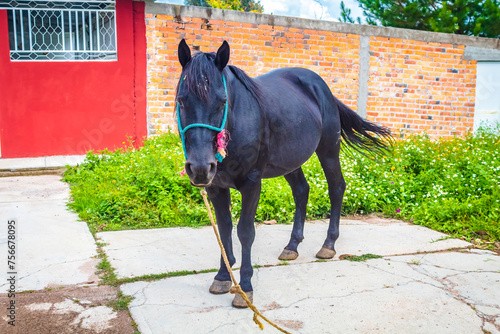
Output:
(64, 128), (500, 244)
(64, 135), (208, 232)
(341, 128), (500, 243)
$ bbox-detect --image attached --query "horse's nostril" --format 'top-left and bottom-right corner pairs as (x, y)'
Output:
(186, 162), (194, 175)
(209, 162), (216, 174)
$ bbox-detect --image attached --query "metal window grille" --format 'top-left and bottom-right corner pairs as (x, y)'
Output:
(1, 1), (117, 61)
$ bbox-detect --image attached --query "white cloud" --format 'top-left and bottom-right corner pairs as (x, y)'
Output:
(157, 0), (184, 4)
(299, 0), (336, 21)
(158, 0), (366, 23)
(259, 0), (290, 14)
(260, 0), (365, 22)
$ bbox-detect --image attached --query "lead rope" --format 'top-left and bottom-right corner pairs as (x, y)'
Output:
(200, 189), (292, 334)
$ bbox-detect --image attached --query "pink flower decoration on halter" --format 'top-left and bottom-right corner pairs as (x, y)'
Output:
(215, 129), (230, 163)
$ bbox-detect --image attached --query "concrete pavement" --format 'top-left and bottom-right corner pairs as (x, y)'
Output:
(97, 218), (470, 278)
(0, 175), (132, 334)
(0, 175), (98, 291)
(1, 174), (499, 334)
(121, 250), (500, 334)
(102, 220), (499, 334)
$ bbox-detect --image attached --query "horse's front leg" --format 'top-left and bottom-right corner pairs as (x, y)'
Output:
(233, 178), (262, 308)
(206, 186), (235, 295)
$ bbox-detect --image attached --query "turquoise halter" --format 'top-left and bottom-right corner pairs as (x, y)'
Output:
(176, 75), (229, 162)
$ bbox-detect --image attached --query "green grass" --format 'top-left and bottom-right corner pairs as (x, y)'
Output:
(112, 268), (219, 286)
(64, 127), (500, 245)
(342, 254), (383, 262)
(107, 291), (134, 311)
(95, 245), (118, 285)
(410, 259), (422, 265)
(315, 259), (328, 263)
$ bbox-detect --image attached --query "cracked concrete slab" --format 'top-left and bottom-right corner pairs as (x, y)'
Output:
(98, 218), (470, 278)
(121, 251), (500, 334)
(0, 176), (98, 291)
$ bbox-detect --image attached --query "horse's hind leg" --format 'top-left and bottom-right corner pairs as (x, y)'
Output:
(315, 144), (346, 259)
(278, 168), (309, 260)
(206, 187), (235, 294)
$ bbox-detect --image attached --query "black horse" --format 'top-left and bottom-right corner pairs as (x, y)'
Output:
(176, 39), (391, 308)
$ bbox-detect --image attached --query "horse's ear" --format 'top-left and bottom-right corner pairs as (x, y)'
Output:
(215, 41), (230, 71)
(178, 39), (191, 68)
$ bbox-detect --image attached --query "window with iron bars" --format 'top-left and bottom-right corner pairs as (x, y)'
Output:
(0, 1), (117, 61)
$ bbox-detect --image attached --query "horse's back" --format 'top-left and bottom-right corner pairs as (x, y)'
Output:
(256, 67), (337, 120)
(254, 67), (337, 178)
(256, 66), (324, 82)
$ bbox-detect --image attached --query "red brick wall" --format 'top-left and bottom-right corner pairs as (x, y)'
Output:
(144, 7), (480, 138)
(367, 37), (476, 137)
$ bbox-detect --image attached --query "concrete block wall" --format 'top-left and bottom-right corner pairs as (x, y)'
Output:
(142, 3), (500, 137)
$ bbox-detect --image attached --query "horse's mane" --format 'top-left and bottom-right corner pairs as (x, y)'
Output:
(226, 65), (264, 107)
(175, 52), (264, 108)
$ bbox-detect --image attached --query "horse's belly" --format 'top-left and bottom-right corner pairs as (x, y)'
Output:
(262, 126), (321, 178)
(260, 88), (323, 178)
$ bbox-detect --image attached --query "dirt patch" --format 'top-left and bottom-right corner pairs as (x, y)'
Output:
(0, 285), (135, 334)
(262, 301), (283, 311)
(338, 254), (356, 260)
(349, 213), (408, 225)
(262, 220), (277, 225)
(186, 306), (221, 314)
(274, 319), (304, 331)
(0, 168), (66, 178)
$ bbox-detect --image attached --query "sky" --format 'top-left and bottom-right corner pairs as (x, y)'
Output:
(157, 0), (365, 22)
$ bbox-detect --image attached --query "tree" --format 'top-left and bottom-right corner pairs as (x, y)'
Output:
(184, 0), (210, 6)
(427, 0), (500, 36)
(240, 0), (264, 12)
(339, 0), (500, 38)
(184, 0), (264, 12)
(339, 1), (362, 24)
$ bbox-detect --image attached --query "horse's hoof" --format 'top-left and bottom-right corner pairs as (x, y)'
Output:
(278, 249), (299, 260)
(316, 247), (336, 259)
(209, 280), (232, 294)
(232, 291), (253, 308)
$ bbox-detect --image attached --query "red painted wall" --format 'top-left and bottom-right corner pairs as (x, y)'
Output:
(0, 0), (147, 158)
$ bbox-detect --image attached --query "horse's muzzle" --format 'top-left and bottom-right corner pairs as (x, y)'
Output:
(185, 161), (217, 187)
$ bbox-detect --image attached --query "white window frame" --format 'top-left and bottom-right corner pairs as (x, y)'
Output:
(2, 1), (118, 62)
(474, 62), (500, 132)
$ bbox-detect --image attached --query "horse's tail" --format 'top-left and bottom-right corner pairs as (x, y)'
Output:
(335, 96), (392, 155)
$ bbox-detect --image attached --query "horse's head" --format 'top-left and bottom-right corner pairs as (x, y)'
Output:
(176, 39), (230, 187)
